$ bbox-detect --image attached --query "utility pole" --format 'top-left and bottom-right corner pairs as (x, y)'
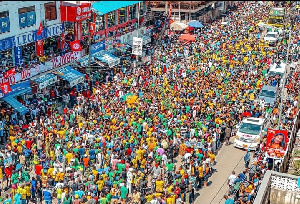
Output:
(277, 17), (293, 129)
(87, 10), (94, 90)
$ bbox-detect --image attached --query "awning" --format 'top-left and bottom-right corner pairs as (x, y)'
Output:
(2, 96), (28, 115)
(33, 73), (57, 89)
(94, 53), (120, 68)
(92, 1), (142, 15)
(56, 66), (85, 87)
(0, 81), (32, 116)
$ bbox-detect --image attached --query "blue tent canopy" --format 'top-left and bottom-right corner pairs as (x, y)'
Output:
(56, 66), (85, 87)
(34, 73), (57, 89)
(3, 96), (29, 115)
(94, 53), (120, 68)
(92, 1), (143, 15)
(188, 20), (204, 28)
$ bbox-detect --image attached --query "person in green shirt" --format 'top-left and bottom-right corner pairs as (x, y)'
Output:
(166, 161), (174, 172)
(120, 185), (128, 199)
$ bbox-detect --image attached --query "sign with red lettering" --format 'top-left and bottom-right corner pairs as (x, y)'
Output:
(51, 51), (82, 68)
(0, 82), (11, 94)
(60, 3), (91, 22)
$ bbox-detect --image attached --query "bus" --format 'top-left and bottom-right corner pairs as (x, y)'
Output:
(267, 7), (285, 28)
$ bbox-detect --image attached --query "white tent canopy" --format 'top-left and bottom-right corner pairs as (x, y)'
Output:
(170, 22), (188, 31)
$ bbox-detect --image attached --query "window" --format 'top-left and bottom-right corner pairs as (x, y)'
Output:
(0, 11), (10, 34)
(119, 7), (127, 24)
(45, 2), (57, 21)
(129, 4), (137, 20)
(95, 14), (105, 31)
(107, 11), (116, 27)
(18, 6), (35, 28)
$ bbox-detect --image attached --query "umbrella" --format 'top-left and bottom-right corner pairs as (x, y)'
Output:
(170, 22), (188, 31)
(178, 34), (196, 42)
(188, 20), (204, 28)
(156, 148), (165, 155)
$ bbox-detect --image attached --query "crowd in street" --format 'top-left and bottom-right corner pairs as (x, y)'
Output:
(0, 1), (299, 204)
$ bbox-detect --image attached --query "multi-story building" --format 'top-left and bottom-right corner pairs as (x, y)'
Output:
(149, 1), (234, 23)
(0, 1), (62, 67)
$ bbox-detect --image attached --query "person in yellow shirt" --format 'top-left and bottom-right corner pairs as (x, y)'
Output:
(65, 152), (73, 164)
(155, 178), (164, 193)
(145, 192), (153, 202)
(24, 182), (31, 202)
(57, 185), (63, 203)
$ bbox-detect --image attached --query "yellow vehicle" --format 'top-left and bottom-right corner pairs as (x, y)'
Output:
(267, 7), (285, 28)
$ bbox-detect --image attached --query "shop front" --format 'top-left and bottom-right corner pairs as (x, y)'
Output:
(60, 2), (92, 41)
(92, 1), (144, 40)
(0, 23), (63, 68)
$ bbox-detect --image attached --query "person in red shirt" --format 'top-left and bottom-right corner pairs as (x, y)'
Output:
(35, 164), (43, 175)
(82, 155), (90, 169)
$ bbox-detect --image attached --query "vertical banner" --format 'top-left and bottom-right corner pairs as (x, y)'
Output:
(1, 82), (11, 94)
(36, 39), (44, 56)
(132, 37), (143, 56)
(89, 22), (95, 36)
(14, 46), (23, 66)
(265, 128), (289, 158)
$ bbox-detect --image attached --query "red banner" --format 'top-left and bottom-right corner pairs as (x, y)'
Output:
(265, 128), (289, 158)
(1, 82), (11, 94)
(89, 22), (95, 35)
(60, 3), (91, 22)
(37, 21), (43, 35)
(70, 40), (82, 52)
(36, 40), (44, 56)
(4, 68), (15, 78)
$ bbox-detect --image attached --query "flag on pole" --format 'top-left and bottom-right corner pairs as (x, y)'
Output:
(70, 40), (82, 51)
(37, 21), (43, 35)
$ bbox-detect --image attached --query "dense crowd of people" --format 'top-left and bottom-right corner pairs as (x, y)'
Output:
(0, 1), (299, 204)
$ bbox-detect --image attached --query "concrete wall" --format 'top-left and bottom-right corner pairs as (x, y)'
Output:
(270, 188), (300, 204)
(0, 1), (61, 40)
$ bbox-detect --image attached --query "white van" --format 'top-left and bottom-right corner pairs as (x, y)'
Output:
(234, 117), (265, 150)
(267, 62), (286, 79)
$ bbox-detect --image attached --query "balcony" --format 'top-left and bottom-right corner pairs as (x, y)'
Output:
(149, 1), (215, 13)
(254, 171), (300, 204)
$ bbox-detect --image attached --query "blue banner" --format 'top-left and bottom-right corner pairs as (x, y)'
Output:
(19, 13), (27, 28)
(14, 46), (23, 66)
(27, 11), (36, 27)
(90, 40), (105, 55)
(0, 17), (10, 33)
(0, 23), (63, 52)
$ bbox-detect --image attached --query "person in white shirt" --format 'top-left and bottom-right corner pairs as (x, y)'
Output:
(227, 171), (237, 195)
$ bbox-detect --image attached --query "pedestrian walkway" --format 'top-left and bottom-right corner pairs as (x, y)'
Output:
(194, 138), (248, 204)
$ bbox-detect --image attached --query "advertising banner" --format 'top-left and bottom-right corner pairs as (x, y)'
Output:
(265, 128), (289, 158)
(60, 3), (91, 22)
(132, 37), (143, 56)
(19, 13), (27, 28)
(90, 40), (105, 55)
(36, 39), (44, 56)
(27, 11), (36, 27)
(14, 46), (23, 66)
(0, 17), (10, 33)
(0, 23), (63, 51)
(51, 51), (82, 68)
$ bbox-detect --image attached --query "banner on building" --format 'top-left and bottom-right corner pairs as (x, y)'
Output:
(0, 82), (11, 94)
(19, 13), (27, 28)
(60, 3), (91, 22)
(51, 51), (82, 68)
(90, 40), (105, 55)
(265, 128), (289, 158)
(70, 40), (82, 51)
(0, 17), (10, 33)
(27, 11), (36, 27)
(36, 39), (44, 56)
(132, 37), (143, 56)
(89, 22), (95, 35)
(14, 46), (23, 66)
